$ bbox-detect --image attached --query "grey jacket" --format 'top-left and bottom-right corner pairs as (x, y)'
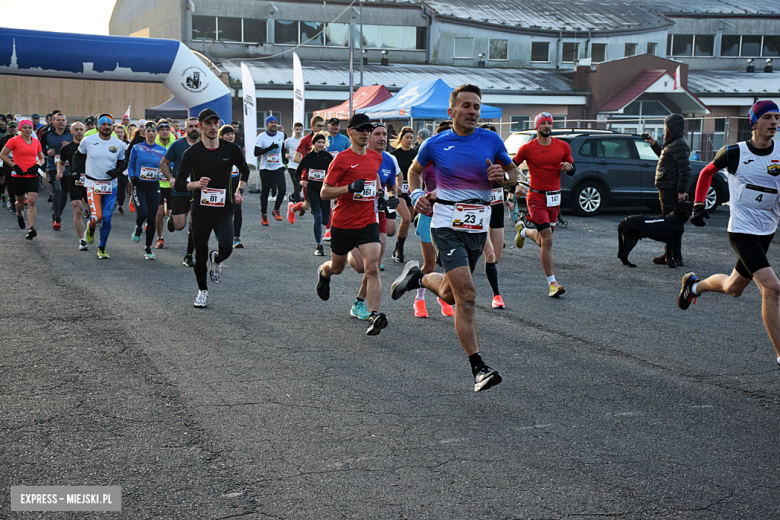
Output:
(651, 113), (691, 193)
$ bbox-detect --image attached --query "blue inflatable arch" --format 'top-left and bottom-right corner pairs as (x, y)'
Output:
(0, 27), (231, 122)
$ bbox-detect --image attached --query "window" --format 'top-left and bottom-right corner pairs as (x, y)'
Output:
(531, 41), (549, 62)
(489, 39), (508, 61)
(694, 35), (714, 56)
(647, 42), (657, 55)
(742, 35), (762, 56)
(274, 20), (298, 45)
(258, 110), (282, 128)
(379, 25), (403, 49)
(218, 17), (242, 42)
(624, 43), (638, 57)
(553, 117), (567, 129)
(294, 112), (314, 131)
(721, 35), (779, 57)
(579, 140), (594, 157)
(721, 35), (741, 56)
(192, 15), (216, 40)
(244, 19), (267, 44)
(509, 115), (529, 132)
(634, 140), (658, 161)
(599, 139), (632, 159)
(416, 27), (427, 51)
(562, 42), (579, 63)
(300, 22), (324, 45)
(454, 37), (474, 59)
(764, 36), (780, 57)
(402, 27), (417, 50)
(326, 23), (350, 47)
(591, 43), (607, 63)
(671, 35), (693, 56)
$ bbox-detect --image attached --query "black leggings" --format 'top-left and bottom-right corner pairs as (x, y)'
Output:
(287, 167), (302, 202)
(307, 182), (331, 245)
(260, 168), (286, 214)
(233, 201), (242, 237)
(117, 174), (128, 207)
(133, 183), (160, 247)
(192, 211), (234, 290)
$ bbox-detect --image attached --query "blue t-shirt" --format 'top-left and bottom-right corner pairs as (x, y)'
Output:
(44, 130), (72, 171)
(164, 137), (195, 196)
(128, 142), (167, 184)
(327, 133), (350, 156)
(377, 152), (398, 189)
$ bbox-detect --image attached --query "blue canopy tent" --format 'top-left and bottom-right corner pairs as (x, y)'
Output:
(357, 79), (502, 121)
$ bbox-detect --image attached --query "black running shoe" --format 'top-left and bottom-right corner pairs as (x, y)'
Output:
(17, 215), (25, 229)
(391, 261), (421, 300)
(167, 216), (175, 233)
(25, 227), (37, 240)
(314, 245), (324, 256)
(366, 311), (388, 336)
(474, 366), (502, 392)
(677, 272), (699, 310)
(392, 251), (404, 263)
(317, 265), (330, 301)
(182, 254), (195, 267)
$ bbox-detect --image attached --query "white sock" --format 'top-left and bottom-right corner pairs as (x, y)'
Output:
(520, 228), (527, 238)
(416, 288), (426, 300)
(777, 356), (780, 366)
(547, 275), (556, 284)
(691, 282), (700, 295)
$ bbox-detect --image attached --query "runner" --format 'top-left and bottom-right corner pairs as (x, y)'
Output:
(253, 115), (287, 224)
(480, 124), (508, 309)
(42, 112), (72, 231)
(293, 116), (325, 164)
(285, 122), (304, 203)
(218, 125), (246, 248)
(83, 116), (96, 136)
(160, 117), (200, 267)
(346, 122), (401, 320)
(512, 112), (574, 297)
(78, 113), (128, 259)
(0, 119), (16, 211)
(390, 84), (518, 391)
(294, 131), (333, 255)
(128, 121), (165, 260)
(315, 113), (388, 335)
(173, 109), (249, 308)
(0, 118), (45, 239)
(113, 124), (129, 215)
(325, 118), (350, 157)
(58, 121), (89, 250)
(678, 100), (780, 370)
(154, 119), (176, 249)
(390, 126), (417, 263)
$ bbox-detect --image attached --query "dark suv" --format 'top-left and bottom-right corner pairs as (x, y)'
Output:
(505, 130), (729, 216)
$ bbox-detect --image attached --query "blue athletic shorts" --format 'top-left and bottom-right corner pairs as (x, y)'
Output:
(415, 213), (432, 244)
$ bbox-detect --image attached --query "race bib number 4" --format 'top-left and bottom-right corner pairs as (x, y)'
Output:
(546, 190), (561, 207)
(490, 188), (504, 205)
(93, 181), (112, 194)
(140, 166), (159, 181)
(739, 183), (778, 210)
(201, 187), (226, 207)
(308, 169), (326, 181)
(353, 180), (377, 201)
(451, 203), (488, 232)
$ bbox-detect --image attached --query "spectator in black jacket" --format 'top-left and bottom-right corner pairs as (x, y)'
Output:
(643, 113), (692, 265)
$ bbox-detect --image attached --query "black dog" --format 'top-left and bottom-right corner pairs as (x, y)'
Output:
(617, 201), (692, 268)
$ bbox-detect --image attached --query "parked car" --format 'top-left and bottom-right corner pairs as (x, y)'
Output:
(504, 130), (729, 216)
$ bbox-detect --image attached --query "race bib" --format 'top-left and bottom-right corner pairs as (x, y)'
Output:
(451, 203), (488, 232)
(738, 183), (778, 210)
(55, 154), (61, 164)
(308, 169), (326, 181)
(402, 181), (409, 194)
(75, 174), (85, 186)
(353, 180), (377, 201)
(329, 151), (339, 158)
(267, 152), (281, 165)
(546, 190), (561, 207)
(490, 188), (504, 205)
(93, 181), (112, 194)
(140, 166), (159, 181)
(200, 187), (226, 207)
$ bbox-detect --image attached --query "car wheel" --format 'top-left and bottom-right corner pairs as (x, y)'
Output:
(704, 184), (721, 212)
(571, 181), (605, 216)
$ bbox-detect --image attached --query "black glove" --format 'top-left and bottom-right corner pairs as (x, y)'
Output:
(386, 196), (399, 210)
(130, 176), (140, 187)
(13, 164), (24, 176)
(691, 205), (709, 227)
(25, 164), (42, 176)
(269, 143), (279, 151)
(377, 191), (387, 212)
(347, 179), (365, 193)
(105, 168), (120, 179)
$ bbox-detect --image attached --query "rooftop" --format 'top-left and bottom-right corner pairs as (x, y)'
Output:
(688, 70), (780, 95)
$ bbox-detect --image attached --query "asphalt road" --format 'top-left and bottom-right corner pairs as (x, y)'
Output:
(1, 190), (779, 519)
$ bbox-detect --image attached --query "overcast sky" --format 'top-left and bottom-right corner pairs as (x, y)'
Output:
(0, 0), (117, 35)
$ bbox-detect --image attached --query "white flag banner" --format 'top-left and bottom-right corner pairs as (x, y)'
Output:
(240, 62), (257, 167)
(123, 105), (131, 119)
(293, 52), (305, 129)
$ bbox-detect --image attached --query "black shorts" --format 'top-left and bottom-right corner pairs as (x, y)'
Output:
(331, 223), (381, 256)
(489, 202), (504, 229)
(159, 187), (172, 207)
(66, 176), (87, 202)
(431, 226), (487, 273)
(729, 232), (774, 279)
(170, 195), (192, 216)
(12, 176), (39, 196)
(400, 193), (413, 207)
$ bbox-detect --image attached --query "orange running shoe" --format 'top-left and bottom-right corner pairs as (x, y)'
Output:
(491, 295), (505, 309)
(413, 298), (428, 318)
(155, 237), (165, 249)
(438, 297), (454, 317)
(323, 229), (332, 242)
(261, 214), (269, 226)
(129, 199), (135, 213)
(272, 209), (282, 221)
(287, 202), (296, 224)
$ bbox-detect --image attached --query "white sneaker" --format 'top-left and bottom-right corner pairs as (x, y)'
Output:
(193, 290), (208, 308)
(209, 250), (223, 283)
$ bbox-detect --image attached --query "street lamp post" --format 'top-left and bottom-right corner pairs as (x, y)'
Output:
(360, 0), (364, 86)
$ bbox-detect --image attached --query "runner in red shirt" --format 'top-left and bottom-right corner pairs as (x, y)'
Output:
(316, 113), (388, 336)
(0, 119), (45, 239)
(513, 112), (574, 297)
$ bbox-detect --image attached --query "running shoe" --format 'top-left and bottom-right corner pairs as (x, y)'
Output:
(392, 250), (405, 263)
(79, 239), (88, 251)
(117, 206), (125, 215)
(85, 224), (95, 244)
(209, 250), (222, 283)
(316, 264), (330, 301)
(677, 272), (700, 310)
(350, 299), (370, 320)
(652, 254), (667, 265)
(391, 260), (422, 300)
(314, 245), (324, 256)
(131, 226), (142, 243)
(17, 215), (25, 229)
(155, 237), (165, 249)
(323, 229), (331, 242)
(193, 289), (208, 308)
(413, 298), (428, 318)
(47, 195), (52, 203)
(25, 227), (37, 240)
(379, 263), (384, 271)
(474, 365), (502, 392)
(491, 295), (505, 309)
(272, 209), (282, 221)
(287, 202), (296, 224)
(514, 220), (525, 248)
(167, 216), (175, 233)
(261, 214), (269, 226)
(366, 311), (388, 336)
(233, 237), (244, 249)
(182, 254), (195, 267)
(52, 215), (61, 231)
(548, 284), (565, 298)
(438, 298), (455, 317)
(97, 247), (110, 259)
(144, 246), (155, 260)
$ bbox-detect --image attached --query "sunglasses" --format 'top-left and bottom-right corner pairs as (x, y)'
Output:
(352, 125), (373, 133)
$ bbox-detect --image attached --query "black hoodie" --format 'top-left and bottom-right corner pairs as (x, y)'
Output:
(651, 113), (691, 193)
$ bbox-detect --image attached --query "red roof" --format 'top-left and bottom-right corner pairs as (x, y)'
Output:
(313, 85), (393, 120)
(598, 69), (667, 112)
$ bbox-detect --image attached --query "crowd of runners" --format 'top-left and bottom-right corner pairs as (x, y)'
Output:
(1, 93), (779, 392)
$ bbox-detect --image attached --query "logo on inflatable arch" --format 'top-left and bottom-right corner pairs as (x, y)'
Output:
(181, 66), (209, 94)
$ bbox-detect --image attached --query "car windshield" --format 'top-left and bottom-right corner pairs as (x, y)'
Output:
(504, 133), (535, 156)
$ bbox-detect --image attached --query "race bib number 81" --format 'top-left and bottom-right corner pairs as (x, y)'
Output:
(201, 187), (226, 207)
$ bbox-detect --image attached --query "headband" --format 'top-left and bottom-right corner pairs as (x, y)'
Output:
(98, 115), (114, 126)
(18, 119), (33, 129)
(157, 122), (171, 130)
(749, 100), (780, 126)
(312, 133), (326, 144)
(400, 128), (414, 139)
(144, 122), (157, 130)
(534, 112), (554, 129)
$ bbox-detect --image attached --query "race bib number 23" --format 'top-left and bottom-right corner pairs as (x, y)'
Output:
(451, 203), (487, 232)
